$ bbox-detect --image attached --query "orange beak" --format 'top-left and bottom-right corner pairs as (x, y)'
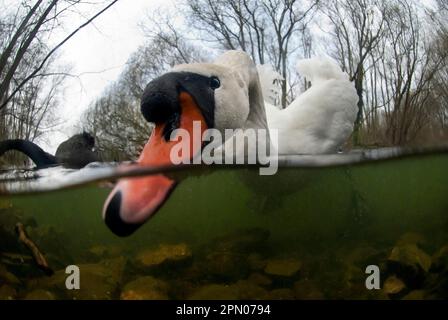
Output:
(102, 92), (207, 236)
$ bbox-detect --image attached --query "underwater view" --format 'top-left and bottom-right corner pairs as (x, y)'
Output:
(1, 150), (448, 300)
(1, 0), (448, 308)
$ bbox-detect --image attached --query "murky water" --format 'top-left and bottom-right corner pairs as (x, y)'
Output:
(0, 149), (447, 300)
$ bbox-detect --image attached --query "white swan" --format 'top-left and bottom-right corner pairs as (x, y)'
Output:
(260, 58), (358, 154)
(102, 50), (358, 236)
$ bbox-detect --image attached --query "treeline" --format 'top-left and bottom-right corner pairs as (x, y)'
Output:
(81, 32), (205, 161)
(323, 0), (448, 146)
(0, 0), (118, 165)
(2, 1), (447, 166)
(83, 0), (448, 161)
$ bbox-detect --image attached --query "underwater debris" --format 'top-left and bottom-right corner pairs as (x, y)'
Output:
(15, 223), (53, 276)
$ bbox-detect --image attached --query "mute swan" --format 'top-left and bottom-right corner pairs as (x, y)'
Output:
(103, 50), (358, 236)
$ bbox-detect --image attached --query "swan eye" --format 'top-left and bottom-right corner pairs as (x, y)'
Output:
(210, 76), (220, 89)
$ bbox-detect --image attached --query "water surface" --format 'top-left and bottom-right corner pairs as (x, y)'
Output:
(0, 148), (447, 299)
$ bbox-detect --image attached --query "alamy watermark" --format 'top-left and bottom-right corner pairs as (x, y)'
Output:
(168, 121), (279, 175)
(365, 265), (381, 290)
(65, 265), (80, 290)
(63, 263), (381, 292)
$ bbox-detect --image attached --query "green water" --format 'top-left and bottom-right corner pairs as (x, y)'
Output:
(1, 154), (448, 299)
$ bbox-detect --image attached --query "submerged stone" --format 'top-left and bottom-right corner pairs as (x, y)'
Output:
(29, 257), (126, 300)
(211, 228), (270, 253)
(387, 244), (431, 287)
(247, 273), (272, 288)
(204, 252), (249, 281)
(402, 290), (425, 300)
(293, 279), (324, 300)
(136, 243), (192, 270)
(232, 280), (269, 299)
(424, 258), (448, 298)
(24, 289), (56, 300)
(345, 246), (386, 268)
(188, 280), (270, 300)
(188, 284), (239, 300)
(0, 284), (17, 300)
(0, 263), (20, 285)
(383, 275), (406, 295)
(247, 253), (267, 272)
(430, 245), (448, 272)
(268, 288), (295, 300)
(120, 276), (169, 300)
(264, 258), (302, 278)
(344, 264), (365, 285)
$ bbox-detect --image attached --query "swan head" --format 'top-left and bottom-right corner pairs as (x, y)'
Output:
(103, 50), (267, 236)
(169, 63), (250, 132)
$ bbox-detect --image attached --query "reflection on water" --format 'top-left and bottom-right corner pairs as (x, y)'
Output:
(1, 146), (447, 195)
(0, 148), (447, 299)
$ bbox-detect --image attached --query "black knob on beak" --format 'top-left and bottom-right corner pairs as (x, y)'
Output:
(141, 91), (178, 124)
(141, 73), (181, 124)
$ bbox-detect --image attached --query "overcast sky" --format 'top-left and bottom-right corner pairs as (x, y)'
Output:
(39, 0), (174, 152)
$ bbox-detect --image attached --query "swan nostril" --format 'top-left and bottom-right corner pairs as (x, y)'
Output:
(103, 191), (142, 237)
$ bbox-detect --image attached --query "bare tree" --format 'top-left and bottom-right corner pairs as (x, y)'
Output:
(0, 0), (119, 110)
(82, 0), (448, 155)
(322, 0), (387, 145)
(186, 0), (319, 107)
(0, 0), (118, 165)
(81, 32), (206, 161)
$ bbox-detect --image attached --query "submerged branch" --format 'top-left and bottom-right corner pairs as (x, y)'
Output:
(15, 222), (54, 276)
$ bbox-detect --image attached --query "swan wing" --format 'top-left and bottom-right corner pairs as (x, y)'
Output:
(266, 57), (358, 154)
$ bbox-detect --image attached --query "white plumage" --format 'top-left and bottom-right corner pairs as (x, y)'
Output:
(261, 57), (358, 154)
(174, 51), (358, 156)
